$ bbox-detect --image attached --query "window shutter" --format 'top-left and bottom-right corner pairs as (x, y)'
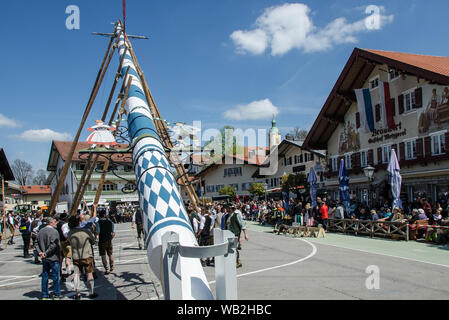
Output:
(398, 94), (405, 114)
(328, 159), (333, 172)
(399, 142), (405, 161)
(351, 153), (356, 169)
(355, 152), (361, 168)
(415, 87), (423, 109)
(416, 138), (424, 159)
(375, 104), (381, 122)
(368, 149), (374, 166)
(356, 112), (361, 129)
(446, 132), (449, 153)
(390, 98), (396, 116)
(424, 136), (431, 157)
(377, 147), (382, 164)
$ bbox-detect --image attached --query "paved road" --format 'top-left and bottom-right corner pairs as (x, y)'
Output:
(0, 223), (162, 300)
(1, 221), (448, 300)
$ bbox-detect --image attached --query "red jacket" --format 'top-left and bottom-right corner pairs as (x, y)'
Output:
(320, 204), (329, 220)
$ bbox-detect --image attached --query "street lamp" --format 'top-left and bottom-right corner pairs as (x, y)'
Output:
(363, 165), (375, 206)
(363, 166), (375, 182)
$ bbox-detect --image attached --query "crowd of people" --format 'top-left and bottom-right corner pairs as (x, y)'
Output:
(0, 202), (134, 300)
(186, 203), (249, 269)
(2, 193), (449, 300)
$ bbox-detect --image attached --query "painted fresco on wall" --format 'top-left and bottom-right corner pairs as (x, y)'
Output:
(418, 86), (449, 134)
(338, 120), (361, 154)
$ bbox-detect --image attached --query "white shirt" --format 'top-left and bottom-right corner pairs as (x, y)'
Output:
(62, 223), (70, 239)
(199, 215), (215, 233)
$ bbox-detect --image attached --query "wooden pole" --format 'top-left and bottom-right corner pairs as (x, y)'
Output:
(108, 66), (130, 126)
(102, 47), (129, 121)
(94, 159), (109, 206)
(93, 77), (132, 207)
(124, 37), (201, 212)
(69, 154), (93, 215)
(70, 155), (99, 216)
(49, 26), (122, 214)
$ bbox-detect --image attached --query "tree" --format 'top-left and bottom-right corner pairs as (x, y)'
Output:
(248, 183), (267, 197)
(218, 185), (236, 198)
(204, 126), (244, 160)
(288, 127), (308, 141)
(32, 169), (49, 185)
(281, 173), (309, 198)
(11, 159), (33, 186)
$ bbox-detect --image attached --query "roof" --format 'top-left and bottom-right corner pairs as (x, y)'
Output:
(303, 48), (449, 150)
(47, 141), (132, 171)
(196, 152), (268, 178)
(21, 185), (52, 195)
(0, 149), (15, 181)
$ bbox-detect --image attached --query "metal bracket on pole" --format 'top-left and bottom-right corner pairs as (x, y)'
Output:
(161, 228), (238, 300)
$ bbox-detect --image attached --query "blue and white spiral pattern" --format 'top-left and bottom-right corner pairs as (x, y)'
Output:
(116, 27), (213, 300)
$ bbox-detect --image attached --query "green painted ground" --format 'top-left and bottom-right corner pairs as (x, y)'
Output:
(245, 221), (449, 267)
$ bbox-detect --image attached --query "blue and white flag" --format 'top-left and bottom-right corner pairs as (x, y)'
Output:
(355, 88), (375, 132)
(308, 167), (317, 209)
(338, 159), (350, 211)
(388, 149), (402, 209)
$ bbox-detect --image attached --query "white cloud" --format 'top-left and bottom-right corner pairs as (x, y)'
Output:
(223, 99), (279, 121)
(230, 29), (268, 55)
(13, 129), (73, 142)
(0, 113), (21, 128)
(230, 3), (394, 56)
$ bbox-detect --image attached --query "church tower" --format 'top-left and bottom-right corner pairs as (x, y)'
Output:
(269, 115), (281, 149)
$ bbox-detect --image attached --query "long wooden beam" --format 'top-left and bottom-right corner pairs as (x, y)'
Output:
(124, 37), (201, 212)
(49, 25), (122, 214)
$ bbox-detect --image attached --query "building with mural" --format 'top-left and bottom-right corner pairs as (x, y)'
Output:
(304, 48), (449, 206)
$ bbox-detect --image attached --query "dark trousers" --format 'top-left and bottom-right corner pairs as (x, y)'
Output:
(322, 219), (328, 230)
(22, 235), (31, 257)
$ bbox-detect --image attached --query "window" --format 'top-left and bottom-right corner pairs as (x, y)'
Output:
(206, 185), (215, 193)
(403, 89), (416, 112)
(382, 145), (392, 163)
(370, 76), (380, 90)
(103, 184), (117, 191)
(224, 167), (242, 177)
(344, 154), (352, 169)
(404, 140), (417, 160)
(216, 185), (225, 192)
(360, 151), (368, 167)
(242, 183), (249, 191)
(389, 68), (400, 81)
(431, 133), (446, 155)
(332, 158), (338, 171)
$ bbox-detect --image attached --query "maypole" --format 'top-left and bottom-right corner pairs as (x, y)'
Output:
(116, 24), (214, 300)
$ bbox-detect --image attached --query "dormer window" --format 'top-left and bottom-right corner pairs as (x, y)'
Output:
(370, 76), (380, 90)
(389, 68), (400, 81)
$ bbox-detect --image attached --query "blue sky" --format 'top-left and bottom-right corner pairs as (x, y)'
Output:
(0, 0), (447, 172)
